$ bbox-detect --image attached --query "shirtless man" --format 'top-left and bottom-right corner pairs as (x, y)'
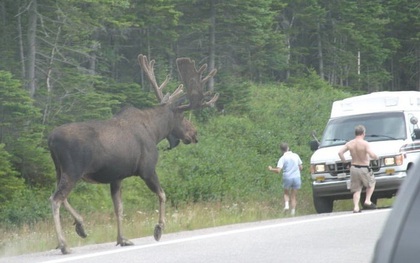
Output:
(338, 125), (378, 213)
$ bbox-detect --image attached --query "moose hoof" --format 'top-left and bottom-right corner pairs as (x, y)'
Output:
(61, 247), (71, 255)
(74, 222), (87, 238)
(57, 244), (71, 255)
(119, 239), (134, 246)
(154, 224), (162, 241)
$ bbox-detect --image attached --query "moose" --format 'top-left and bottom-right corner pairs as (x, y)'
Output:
(48, 54), (219, 254)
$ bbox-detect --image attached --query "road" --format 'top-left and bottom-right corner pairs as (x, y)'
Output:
(1, 209), (389, 263)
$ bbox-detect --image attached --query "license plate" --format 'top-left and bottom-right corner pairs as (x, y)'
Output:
(337, 173), (347, 179)
(346, 180), (351, 189)
(385, 168), (395, 175)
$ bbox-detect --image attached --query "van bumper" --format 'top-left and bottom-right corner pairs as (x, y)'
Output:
(312, 172), (406, 200)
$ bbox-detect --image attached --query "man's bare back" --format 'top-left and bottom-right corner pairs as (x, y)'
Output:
(338, 129), (378, 165)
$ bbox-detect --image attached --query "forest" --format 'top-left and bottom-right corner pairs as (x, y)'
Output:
(0, 0), (419, 227)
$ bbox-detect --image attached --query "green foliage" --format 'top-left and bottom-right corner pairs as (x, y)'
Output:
(282, 69), (352, 144)
(69, 183), (114, 212)
(0, 188), (51, 226)
(215, 74), (252, 115)
(12, 134), (55, 188)
(46, 72), (119, 125)
(0, 71), (40, 139)
(1, 0), (420, 95)
(96, 81), (157, 112)
(0, 71), (54, 188)
(0, 144), (25, 210)
(159, 116), (268, 206)
(192, 107), (218, 123)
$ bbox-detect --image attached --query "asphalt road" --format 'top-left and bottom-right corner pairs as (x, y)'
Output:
(1, 209), (389, 263)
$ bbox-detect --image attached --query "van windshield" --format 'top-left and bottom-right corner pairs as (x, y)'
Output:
(319, 112), (406, 148)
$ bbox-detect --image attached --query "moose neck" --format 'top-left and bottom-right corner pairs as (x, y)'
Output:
(150, 106), (178, 143)
(116, 105), (177, 144)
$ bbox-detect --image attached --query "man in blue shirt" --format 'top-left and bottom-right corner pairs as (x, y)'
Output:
(268, 143), (303, 216)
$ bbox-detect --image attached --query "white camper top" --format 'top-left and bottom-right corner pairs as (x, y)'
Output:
(331, 91), (420, 118)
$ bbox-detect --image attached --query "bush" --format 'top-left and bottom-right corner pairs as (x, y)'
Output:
(0, 188), (51, 226)
(0, 144), (25, 209)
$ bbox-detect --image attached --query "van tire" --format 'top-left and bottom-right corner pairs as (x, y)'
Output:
(313, 195), (334, 213)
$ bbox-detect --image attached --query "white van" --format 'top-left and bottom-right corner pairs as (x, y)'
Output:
(310, 91), (420, 213)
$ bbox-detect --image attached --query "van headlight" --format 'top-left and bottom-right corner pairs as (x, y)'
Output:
(384, 157), (395, 166)
(383, 155), (404, 166)
(314, 164), (326, 173)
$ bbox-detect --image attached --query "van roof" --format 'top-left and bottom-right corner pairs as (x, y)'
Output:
(331, 91), (420, 118)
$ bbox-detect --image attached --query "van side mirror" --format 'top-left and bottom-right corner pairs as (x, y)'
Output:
(413, 129), (420, 140)
(310, 140), (319, 151)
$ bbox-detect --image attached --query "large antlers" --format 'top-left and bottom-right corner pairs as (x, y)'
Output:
(176, 57), (219, 110)
(138, 54), (219, 110)
(138, 54), (183, 104)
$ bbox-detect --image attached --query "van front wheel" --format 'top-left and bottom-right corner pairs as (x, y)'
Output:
(313, 195), (333, 213)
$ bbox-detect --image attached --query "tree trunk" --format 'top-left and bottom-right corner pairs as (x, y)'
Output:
(27, 0), (37, 98)
(317, 23), (324, 80)
(208, 0), (216, 92)
(88, 43), (98, 75)
(417, 47), (420, 91)
(282, 15), (294, 81)
(17, 3), (26, 80)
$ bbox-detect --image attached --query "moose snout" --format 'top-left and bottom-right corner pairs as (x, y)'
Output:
(183, 137), (197, 144)
(183, 133), (198, 144)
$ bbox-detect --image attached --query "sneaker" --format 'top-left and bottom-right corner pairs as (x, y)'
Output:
(291, 209), (296, 216)
(363, 202), (377, 210)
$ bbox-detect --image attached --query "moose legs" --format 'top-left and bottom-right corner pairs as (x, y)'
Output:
(50, 179), (86, 254)
(153, 187), (166, 241)
(110, 173), (166, 246)
(51, 195), (70, 254)
(143, 173), (166, 241)
(110, 180), (133, 246)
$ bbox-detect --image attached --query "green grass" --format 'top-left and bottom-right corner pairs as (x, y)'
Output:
(0, 196), (395, 257)
(0, 200), (286, 257)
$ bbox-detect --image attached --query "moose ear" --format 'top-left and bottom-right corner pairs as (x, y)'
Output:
(165, 134), (180, 150)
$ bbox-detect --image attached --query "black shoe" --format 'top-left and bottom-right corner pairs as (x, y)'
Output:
(363, 203), (377, 210)
(353, 209), (362, 213)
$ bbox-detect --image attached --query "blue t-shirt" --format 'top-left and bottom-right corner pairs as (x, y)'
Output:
(277, 151), (302, 179)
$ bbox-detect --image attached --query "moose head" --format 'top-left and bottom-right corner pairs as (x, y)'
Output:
(138, 54), (219, 147)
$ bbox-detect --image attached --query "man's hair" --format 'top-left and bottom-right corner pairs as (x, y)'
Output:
(355, 125), (366, 136)
(280, 143), (289, 152)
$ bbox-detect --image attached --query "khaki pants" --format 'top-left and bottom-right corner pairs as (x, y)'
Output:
(350, 166), (375, 193)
